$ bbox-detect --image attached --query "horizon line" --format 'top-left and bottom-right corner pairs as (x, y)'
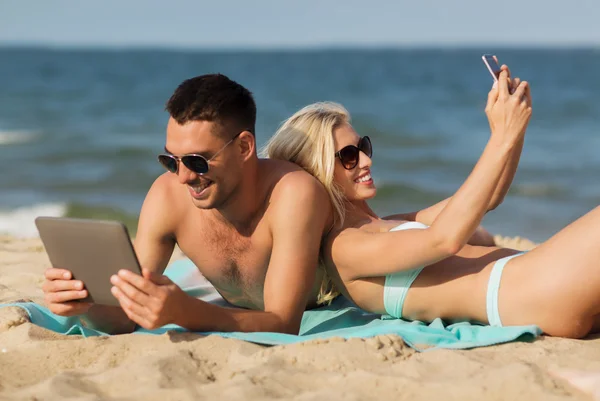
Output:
(1, 41), (600, 52)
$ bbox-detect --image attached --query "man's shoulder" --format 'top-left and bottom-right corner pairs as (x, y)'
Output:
(264, 160), (326, 201)
(141, 173), (189, 221)
(261, 160), (332, 228)
(146, 173), (180, 201)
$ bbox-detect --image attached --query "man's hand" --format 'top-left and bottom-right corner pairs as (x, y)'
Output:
(110, 268), (188, 330)
(42, 268), (93, 316)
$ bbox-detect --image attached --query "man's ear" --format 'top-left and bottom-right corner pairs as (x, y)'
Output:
(238, 131), (256, 160)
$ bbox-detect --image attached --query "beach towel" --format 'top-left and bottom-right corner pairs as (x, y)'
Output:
(1, 259), (541, 352)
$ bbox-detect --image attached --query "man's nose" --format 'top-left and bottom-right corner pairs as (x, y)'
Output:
(177, 162), (197, 184)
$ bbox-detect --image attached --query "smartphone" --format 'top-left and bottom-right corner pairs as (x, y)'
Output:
(482, 54), (501, 82)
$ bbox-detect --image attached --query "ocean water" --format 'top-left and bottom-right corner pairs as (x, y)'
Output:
(1, 47), (599, 242)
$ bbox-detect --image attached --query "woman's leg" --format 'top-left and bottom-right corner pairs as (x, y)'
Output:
(498, 206), (600, 337)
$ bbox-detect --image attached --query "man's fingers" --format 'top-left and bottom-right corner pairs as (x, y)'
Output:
(43, 279), (85, 293)
(119, 305), (151, 329)
(142, 268), (172, 285)
(112, 287), (154, 328)
(111, 275), (150, 305)
(117, 270), (155, 294)
(47, 290), (88, 304)
(49, 302), (92, 316)
(116, 291), (148, 317)
(45, 268), (73, 280)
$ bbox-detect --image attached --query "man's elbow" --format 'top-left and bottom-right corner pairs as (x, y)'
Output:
(278, 324), (301, 335)
(267, 314), (301, 335)
(276, 319), (301, 335)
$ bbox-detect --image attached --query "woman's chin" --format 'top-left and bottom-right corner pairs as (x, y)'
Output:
(356, 187), (377, 200)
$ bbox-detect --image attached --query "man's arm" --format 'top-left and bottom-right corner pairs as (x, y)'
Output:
(82, 175), (178, 333)
(173, 173), (332, 333)
(132, 175), (179, 277)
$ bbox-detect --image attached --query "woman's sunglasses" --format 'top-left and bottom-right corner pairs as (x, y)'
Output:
(157, 132), (242, 175)
(335, 136), (372, 170)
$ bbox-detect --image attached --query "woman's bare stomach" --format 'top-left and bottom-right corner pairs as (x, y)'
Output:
(344, 244), (521, 324)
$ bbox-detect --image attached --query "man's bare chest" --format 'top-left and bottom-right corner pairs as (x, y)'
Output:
(176, 222), (273, 307)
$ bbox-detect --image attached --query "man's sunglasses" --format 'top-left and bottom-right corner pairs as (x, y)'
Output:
(158, 132), (242, 175)
(335, 136), (373, 170)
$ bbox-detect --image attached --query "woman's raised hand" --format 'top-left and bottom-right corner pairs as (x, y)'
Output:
(485, 66), (532, 146)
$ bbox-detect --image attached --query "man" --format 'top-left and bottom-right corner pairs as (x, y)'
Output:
(41, 74), (333, 334)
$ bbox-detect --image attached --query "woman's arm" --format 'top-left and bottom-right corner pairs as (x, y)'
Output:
(384, 206), (495, 246)
(383, 73), (531, 246)
(332, 71), (532, 280)
(333, 137), (514, 280)
(385, 131), (525, 223)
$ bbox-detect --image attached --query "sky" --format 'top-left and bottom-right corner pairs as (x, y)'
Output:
(1, 0), (599, 48)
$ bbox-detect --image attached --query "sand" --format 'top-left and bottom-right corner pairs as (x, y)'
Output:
(1, 234), (600, 401)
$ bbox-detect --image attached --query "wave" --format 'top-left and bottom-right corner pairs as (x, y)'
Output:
(0, 130), (38, 145)
(0, 202), (140, 238)
(0, 203), (67, 237)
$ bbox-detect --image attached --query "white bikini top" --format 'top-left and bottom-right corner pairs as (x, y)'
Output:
(389, 221), (429, 232)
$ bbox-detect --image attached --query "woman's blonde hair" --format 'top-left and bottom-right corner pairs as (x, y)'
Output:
(263, 101), (351, 304)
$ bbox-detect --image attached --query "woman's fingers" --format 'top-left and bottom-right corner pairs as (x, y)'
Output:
(486, 83), (499, 114)
(513, 80), (528, 100)
(524, 82), (533, 107)
(498, 69), (510, 99)
(511, 77), (520, 95)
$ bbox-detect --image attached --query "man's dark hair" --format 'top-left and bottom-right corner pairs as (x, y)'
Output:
(166, 74), (256, 138)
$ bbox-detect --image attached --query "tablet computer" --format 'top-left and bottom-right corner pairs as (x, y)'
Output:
(35, 216), (142, 307)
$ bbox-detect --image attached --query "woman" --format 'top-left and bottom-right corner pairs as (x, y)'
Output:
(265, 65), (600, 338)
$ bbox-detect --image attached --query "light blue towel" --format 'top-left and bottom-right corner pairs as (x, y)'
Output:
(1, 259), (542, 351)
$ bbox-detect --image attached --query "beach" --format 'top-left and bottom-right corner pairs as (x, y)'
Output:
(1, 234), (600, 401)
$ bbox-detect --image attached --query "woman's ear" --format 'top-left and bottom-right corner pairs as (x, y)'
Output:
(238, 131), (256, 160)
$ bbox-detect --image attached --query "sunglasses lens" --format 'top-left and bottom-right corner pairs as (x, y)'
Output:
(182, 155), (209, 174)
(158, 155), (178, 173)
(360, 136), (373, 158)
(339, 146), (360, 169)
